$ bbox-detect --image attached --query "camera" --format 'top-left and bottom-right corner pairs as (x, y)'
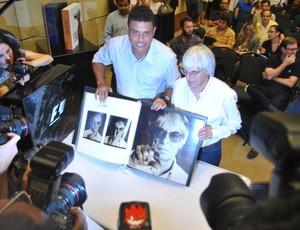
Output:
(26, 141), (87, 230)
(200, 112), (300, 229)
(11, 60), (34, 81)
(0, 114), (29, 145)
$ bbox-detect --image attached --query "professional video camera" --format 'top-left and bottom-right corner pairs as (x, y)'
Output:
(26, 141), (87, 230)
(10, 59), (34, 81)
(200, 112), (300, 230)
(0, 114), (29, 145)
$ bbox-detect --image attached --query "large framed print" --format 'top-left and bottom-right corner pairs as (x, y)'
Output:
(73, 88), (207, 186)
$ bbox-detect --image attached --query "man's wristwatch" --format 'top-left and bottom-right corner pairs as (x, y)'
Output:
(160, 95), (170, 104)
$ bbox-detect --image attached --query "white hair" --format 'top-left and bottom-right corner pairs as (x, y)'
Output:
(182, 44), (216, 76)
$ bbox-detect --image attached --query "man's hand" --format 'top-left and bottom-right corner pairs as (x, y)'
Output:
(70, 207), (88, 230)
(283, 53), (296, 66)
(129, 145), (161, 175)
(150, 98), (167, 111)
(94, 82), (112, 103)
(110, 131), (123, 145)
(197, 125), (213, 140)
(0, 133), (20, 174)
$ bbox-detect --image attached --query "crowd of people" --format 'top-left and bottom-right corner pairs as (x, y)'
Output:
(1, 0), (300, 229)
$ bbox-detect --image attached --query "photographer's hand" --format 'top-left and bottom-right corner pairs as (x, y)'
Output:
(70, 207), (88, 230)
(16, 73), (30, 86)
(0, 133), (20, 174)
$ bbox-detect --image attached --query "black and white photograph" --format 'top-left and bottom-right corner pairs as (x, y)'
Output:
(83, 111), (106, 143)
(127, 103), (207, 186)
(104, 116), (131, 149)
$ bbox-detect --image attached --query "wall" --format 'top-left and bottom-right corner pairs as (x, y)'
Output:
(0, 0), (186, 54)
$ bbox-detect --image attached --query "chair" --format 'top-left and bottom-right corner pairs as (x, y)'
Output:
(212, 47), (237, 82)
(233, 53), (267, 107)
(275, 12), (291, 22)
(233, 22), (244, 35)
(236, 13), (253, 24)
(233, 53), (267, 149)
(277, 20), (296, 36)
(270, 5), (284, 15)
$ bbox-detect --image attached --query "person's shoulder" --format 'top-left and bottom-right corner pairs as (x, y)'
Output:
(174, 77), (188, 89)
(152, 39), (176, 56)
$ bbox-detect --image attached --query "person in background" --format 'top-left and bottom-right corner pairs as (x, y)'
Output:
(247, 37), (300, 111)
(207, 0), (233, 27)
(256, 9), (278, 46)
(186, 0), (201, 25)
(234, 20), (260, 55)
(252, 0), (276, 24)
(0, 31), (53, 97)
(205, 13), (236, 49)
(103, 0), (131, 42)
(92, 5), (178, 111)
(234, 0), (255, 20)
(172, 44), (242, 166)
(200, 0), (214, 25)
(170, 16), (202, 65)
(260, 25), (283, 57)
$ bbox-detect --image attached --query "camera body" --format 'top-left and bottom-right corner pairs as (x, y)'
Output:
(200, 112), (300, 229)
(12, 60), (34, 81)
(26, 141), (87, 230)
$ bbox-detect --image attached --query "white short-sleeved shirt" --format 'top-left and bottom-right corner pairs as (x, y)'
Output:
(93, 35), (179, 99)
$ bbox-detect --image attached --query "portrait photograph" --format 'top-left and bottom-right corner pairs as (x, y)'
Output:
(127, 102), (207, 186)
(104, 116), (131, 149)
(83, 111), (106, 143)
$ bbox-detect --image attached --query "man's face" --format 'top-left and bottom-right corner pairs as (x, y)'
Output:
(91, 116), (101, 133)
(128, 20), (155, 58)
(283, 43), (299, 57)
(292, 0), (300, 7)
(217, 19), (228, 31)
(261, 11), (271, 25)
(182, 21), (194, 36)
(261, 2), (270, 11)
(0, 43), (13, 69)
(114, 121), (125, 137)
(220, 0), (229, 10)
(118, 0), (130, 16)
(151, 120), (187, 162)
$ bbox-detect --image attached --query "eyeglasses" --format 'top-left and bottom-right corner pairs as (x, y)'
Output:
(0, 191), (32, 214)
(285, 47), (299, 52)
(152, 127), (184, 143)
(180, 68), (201, 77)
(115, 127), (125, 132)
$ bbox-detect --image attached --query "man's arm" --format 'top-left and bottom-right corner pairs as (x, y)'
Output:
(264, 54), (296, 80)
(273, 76), (298, 88)
(92, 62), (111, 102)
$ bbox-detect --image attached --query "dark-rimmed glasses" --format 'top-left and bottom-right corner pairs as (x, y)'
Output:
(152, 126), (184, 143)
(285, 47), (299, 52)
(0, 191), (32, 214)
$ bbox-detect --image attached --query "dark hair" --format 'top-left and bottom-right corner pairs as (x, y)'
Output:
(180, 16), (193, 28)
(261, 0), (271, 6)
(219, 13), (232, 26)
(0, 29), (20, 51)
(128, 5), (155, 27)
(281, 37), (298, 48)
(269, 25), (282, 36)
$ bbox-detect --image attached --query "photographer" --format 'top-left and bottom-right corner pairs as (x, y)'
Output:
(0, 30), (53, 97)
(0, 134), (100, 229)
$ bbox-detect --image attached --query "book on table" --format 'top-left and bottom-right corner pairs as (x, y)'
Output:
(73, 87), (207, 186)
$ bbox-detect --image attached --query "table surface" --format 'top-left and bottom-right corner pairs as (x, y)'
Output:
(63, 134), (251, 230)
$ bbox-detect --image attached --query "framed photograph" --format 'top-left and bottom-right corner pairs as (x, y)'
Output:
(127, 102), (207, 186)
(73, 87), (207, 186)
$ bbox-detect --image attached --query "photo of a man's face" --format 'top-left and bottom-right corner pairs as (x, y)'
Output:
(83, 111), (106, 143)
(150, 114), (189, 162)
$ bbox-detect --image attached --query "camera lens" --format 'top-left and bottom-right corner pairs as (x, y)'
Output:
(0, 114), (29, 145)
(200, 173), (258, 230)
(46, 172), (87, 215)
